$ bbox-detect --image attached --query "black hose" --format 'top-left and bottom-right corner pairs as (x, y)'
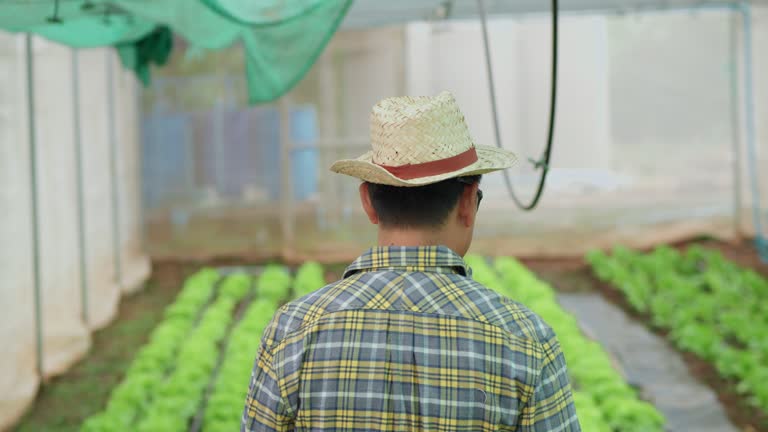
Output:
(477, 0), (558, 211)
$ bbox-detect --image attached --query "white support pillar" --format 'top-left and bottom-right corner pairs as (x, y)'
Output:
(106, 51), (122, 288)
(318, 52), (338, 228)
(72, 48), (89, 325)
(729, 8), (743, 236)
(279, 96), (295, 256)
(25, 34), (44, 378)
(405, 22), (433, 95)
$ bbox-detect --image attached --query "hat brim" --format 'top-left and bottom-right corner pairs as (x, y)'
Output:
(330, 145), (517, 187)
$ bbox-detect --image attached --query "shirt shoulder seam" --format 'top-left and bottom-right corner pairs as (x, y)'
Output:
(269, 307), (547, 355)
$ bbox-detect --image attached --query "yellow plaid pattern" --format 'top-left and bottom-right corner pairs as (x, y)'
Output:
(242, 246), (580, 431)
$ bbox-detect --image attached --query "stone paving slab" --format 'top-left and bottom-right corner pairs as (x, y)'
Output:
(557, 293), (739, 432)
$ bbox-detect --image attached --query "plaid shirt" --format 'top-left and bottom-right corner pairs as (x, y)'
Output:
(242, 246), (579, 431)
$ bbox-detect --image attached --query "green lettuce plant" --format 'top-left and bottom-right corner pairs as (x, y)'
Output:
(203, 267), (296, 432)
(588, 246), (768, 413)
(466, 254), (665, 432)
(80, 268), (221, 432)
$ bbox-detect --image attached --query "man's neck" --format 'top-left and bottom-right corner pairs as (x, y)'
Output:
(377, 228), (457, 251)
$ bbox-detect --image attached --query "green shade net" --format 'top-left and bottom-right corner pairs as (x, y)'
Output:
(0, 0), (351, 104)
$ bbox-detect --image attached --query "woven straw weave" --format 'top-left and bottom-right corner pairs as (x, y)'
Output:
(331, 91), (517, 186)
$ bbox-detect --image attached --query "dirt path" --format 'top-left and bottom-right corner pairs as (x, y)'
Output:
(532, 239), (768, 432)
(12, 263), (194, 432)
(558, 292), (739, 432)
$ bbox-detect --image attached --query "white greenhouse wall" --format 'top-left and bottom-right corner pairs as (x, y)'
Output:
(307, 9), (767, 258)
(0, 34), (150, 430)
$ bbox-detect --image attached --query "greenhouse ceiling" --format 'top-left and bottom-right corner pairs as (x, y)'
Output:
(343, 0), (768, 28)
(3, 0), (767, 103)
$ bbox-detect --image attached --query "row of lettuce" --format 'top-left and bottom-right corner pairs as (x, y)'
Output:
(202, 266), (297, 431)
(587, 245), (768, 413)
(81, 262), (327, 432)
(80, 268), (220, 431)
(82, 257), (664, 432)
(203, 263), (325, 431)
(465, 255), (665, 432)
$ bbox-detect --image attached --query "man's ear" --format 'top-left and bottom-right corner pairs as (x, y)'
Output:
(359, 182), (379, 225)
(456, 182), (478, 228)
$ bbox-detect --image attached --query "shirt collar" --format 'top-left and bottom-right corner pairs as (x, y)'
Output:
(343, 245), (470, 278)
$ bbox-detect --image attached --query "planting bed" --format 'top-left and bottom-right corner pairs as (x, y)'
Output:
(26, 246), (759, 432)
(586, 243), (768, 432)
(78, 262), (323, 432)
(71, 256), (666, 432)
(466, 255), (665, 432)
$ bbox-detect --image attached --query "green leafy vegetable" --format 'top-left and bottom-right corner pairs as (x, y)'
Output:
(466, 254), (665, 432)
(588, 245), (768, 414)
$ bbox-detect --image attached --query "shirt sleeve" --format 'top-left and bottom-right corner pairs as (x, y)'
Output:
(241, 342), (296, 432)
(519, 333), (581, 432)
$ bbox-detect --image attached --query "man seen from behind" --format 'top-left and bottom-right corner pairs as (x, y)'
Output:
(242, 91), (580, 431)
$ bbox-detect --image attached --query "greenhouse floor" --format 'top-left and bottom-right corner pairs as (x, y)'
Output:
(12, 239), (767, 432)
(12, 263), (198, 432)
(531, 238), (768, 432)
(559, 292), (737, 432)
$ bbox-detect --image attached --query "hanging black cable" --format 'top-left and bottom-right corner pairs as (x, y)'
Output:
(477, 0), (558, 211)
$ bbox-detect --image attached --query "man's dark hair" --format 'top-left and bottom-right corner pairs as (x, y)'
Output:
(366, 175), (481, 229)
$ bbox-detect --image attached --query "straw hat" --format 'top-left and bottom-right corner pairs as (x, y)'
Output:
(330, 91), (517, 187)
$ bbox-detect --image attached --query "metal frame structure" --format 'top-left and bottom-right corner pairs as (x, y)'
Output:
(338, 0), (765, 255)
(72, 48), (89, 326)
(107, 51), (123, 289)
(738, 3), (765, 251)
(342, 0), (768, 28)
(24, 38), (128, 378)
(20, 0), (767, 378)
(25, 33), (44, 378)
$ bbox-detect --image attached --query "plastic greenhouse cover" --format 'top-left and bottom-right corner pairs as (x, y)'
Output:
(0, 0), (352, 104)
